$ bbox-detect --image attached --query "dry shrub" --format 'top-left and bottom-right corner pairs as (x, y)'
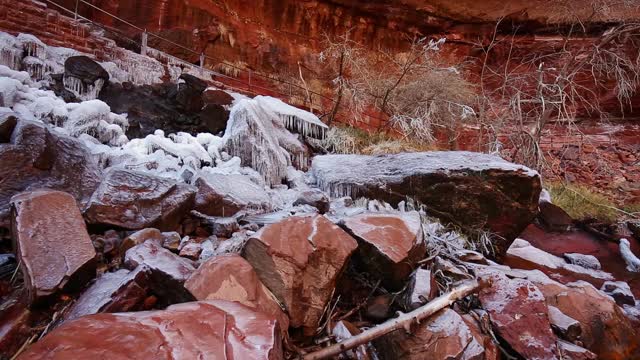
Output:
(547, 182), (619, 222)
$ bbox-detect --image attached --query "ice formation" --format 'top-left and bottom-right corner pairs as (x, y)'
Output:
(258, 96), (327, 140)
(620, 238), (640, 272)
(63, 76), (106, 101)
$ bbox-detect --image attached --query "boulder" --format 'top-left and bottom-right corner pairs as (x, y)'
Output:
(175, 74), (206, 113)
(401, 268), (438, 311)
(179, 241), (203, 260)
(478, 271), (558, 359)
(293, 189), (330, 214)
(558, 340), (597, 360)
(528, 272), (640, 359)
(538, 201), (573, 232)
(161, 231), (182, 252)
(84, 168), (196, 231)
(18, 301), (283, 360)
(0, 112), (17, 143)
(120, 228), (163, 255)
(202, 89), (234, 106)
(124, 241), (196, 304)
(11, 190), (96, 305)
(202, 216), (240, 238)
(65, 269), (149, 321)
(0, 303), (32, 358)
(563, 253), (601, 270)
(373, 308), (491, 360)
(194, 174), (271, 217)
(548, 305), (581, 342)
(342, 211), (425, 289)
(0, 120), (101, 228)
(600, 281), (636, 306)
(243, 215), (358, 334)
(200, 104), (229, 134)
(312, 152), (541, 257)
(185, 254), (289, 333)
(64, 56), (109, 85)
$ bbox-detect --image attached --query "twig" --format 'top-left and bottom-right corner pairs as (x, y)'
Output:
(303, 279), (481, 360)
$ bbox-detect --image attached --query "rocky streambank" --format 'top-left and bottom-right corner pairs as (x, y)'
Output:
(1, 30), (640, 360)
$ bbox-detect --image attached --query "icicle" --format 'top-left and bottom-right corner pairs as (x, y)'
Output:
(63, 75), (105, 101)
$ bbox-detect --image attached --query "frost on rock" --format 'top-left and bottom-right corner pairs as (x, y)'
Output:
(257, 96), (327, 140)
(223, 96), (314, 185)
(620, 239), (640, 272)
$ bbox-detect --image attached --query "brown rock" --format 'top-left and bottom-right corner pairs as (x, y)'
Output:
(478, 271), (558, 359)
(0, 120), (101, 228)
(401, 268), (438, 311)
(0, 303), (32, 358)
(11, 190), (96, 305)
(202, 89), (234, 106)
(342, 211), (426, 289)
(120, 228), (163, 255)
(373, 308), (489, 360)
(538, 201), (573, 232)
(179, 241), (202, 260)
(18, 301), (283, 360)
(0, 112), (17, 143)
(194, 174), (271, 217)
(558, 340), (597, 360)
(124, 241), (196, 304)
(161, 231), (181, 252)
(312, 152), (542, 257)
(84, 168), (196, 231)
(600, 281), (636, 307)
(185, 254), (289, 333)
(65, 268), (149, 321)
(243, 214), (358, 334)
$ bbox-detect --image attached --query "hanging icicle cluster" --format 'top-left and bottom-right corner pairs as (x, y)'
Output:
(281, 113), (327, 140)
(22, 56), (51, 81)
(63, 75), (105, 101)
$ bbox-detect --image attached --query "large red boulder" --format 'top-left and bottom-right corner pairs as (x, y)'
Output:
(11, 190), (96, 305)
(184, 254), (289, 333)
(312, 152), (541, 257)
(84, 168), (196, 231)
(18, 301), (283, 360)
(342, 211), (426, 289)
(243, 215), (358, 334)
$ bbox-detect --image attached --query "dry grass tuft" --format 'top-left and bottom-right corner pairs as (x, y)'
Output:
(547, 182), (619, 222)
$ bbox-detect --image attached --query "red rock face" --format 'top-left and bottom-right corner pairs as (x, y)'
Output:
(243, 214), (358, 334)
(185, 254), (289, 333)
(11, 190), (96, 305)
(18, 301), (283, 360)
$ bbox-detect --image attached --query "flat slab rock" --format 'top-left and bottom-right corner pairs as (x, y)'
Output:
(342, 211), (426, 289)
(185, 254), (289, 333)
(243, 214), (358, 335)
(84, 168), (196, 231)
(0, 120), (101, 228)
(18, 301), (283, 360)
(65, 268), (149, 321)
(312, 151), (541, 256)
(11, 190), (96, 305)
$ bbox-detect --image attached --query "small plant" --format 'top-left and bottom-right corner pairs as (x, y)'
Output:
(547, 182), (620, 222)
(316, 125), (437, 155)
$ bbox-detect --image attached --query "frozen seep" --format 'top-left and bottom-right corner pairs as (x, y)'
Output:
(63, 75), (106, 101)
(257, 96), (327, 140)
(620, 239), (640, 272)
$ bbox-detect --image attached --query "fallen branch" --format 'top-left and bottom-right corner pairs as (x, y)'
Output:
(302, 279), (480, 360)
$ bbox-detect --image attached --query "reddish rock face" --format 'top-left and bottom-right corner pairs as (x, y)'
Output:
(243, 214), (358, 334)
(11, 190), (96, 305)
(18, 301), (283, 360)
(373, 308), (492, 360)
(478, 271), (558, 359)
(124, 241), (196, 304)
(0, 120), (101, 229)
(343, 211), (425, 289)
(65, 268), (150, 321)
(84, 168), (196, 231)
(185, 254), (289, 333)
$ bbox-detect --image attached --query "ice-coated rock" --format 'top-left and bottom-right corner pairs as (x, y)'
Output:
(563, 253), (601, 270)
(293, 189), (330, 214)
(161, 231), (182, 252)
(312, 151), (541, 257)
(185, 254), (289, 333)
(373, 308), (493, 360)
(600, 281), (636, 307)
(243, 214), (358, 334)
(11, 190), (96, 305)
(194, 173), (271, 217)
(124, 241), (196, 304)
(18, 301), (283, 360)
(84, 168), (196, 231)
(506, 238), (613, 281)
(342, 211), (426, 289)
(401, 268), (438, 311)
(65, 268), (149, 321)
(548, 305), (581, 342)
(477, 270), (558, 359)
(557, 340), (597, 360)
(179, 241), (203, 260)
(0, 111), (17, 142)
(0, 120), (101, 228)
